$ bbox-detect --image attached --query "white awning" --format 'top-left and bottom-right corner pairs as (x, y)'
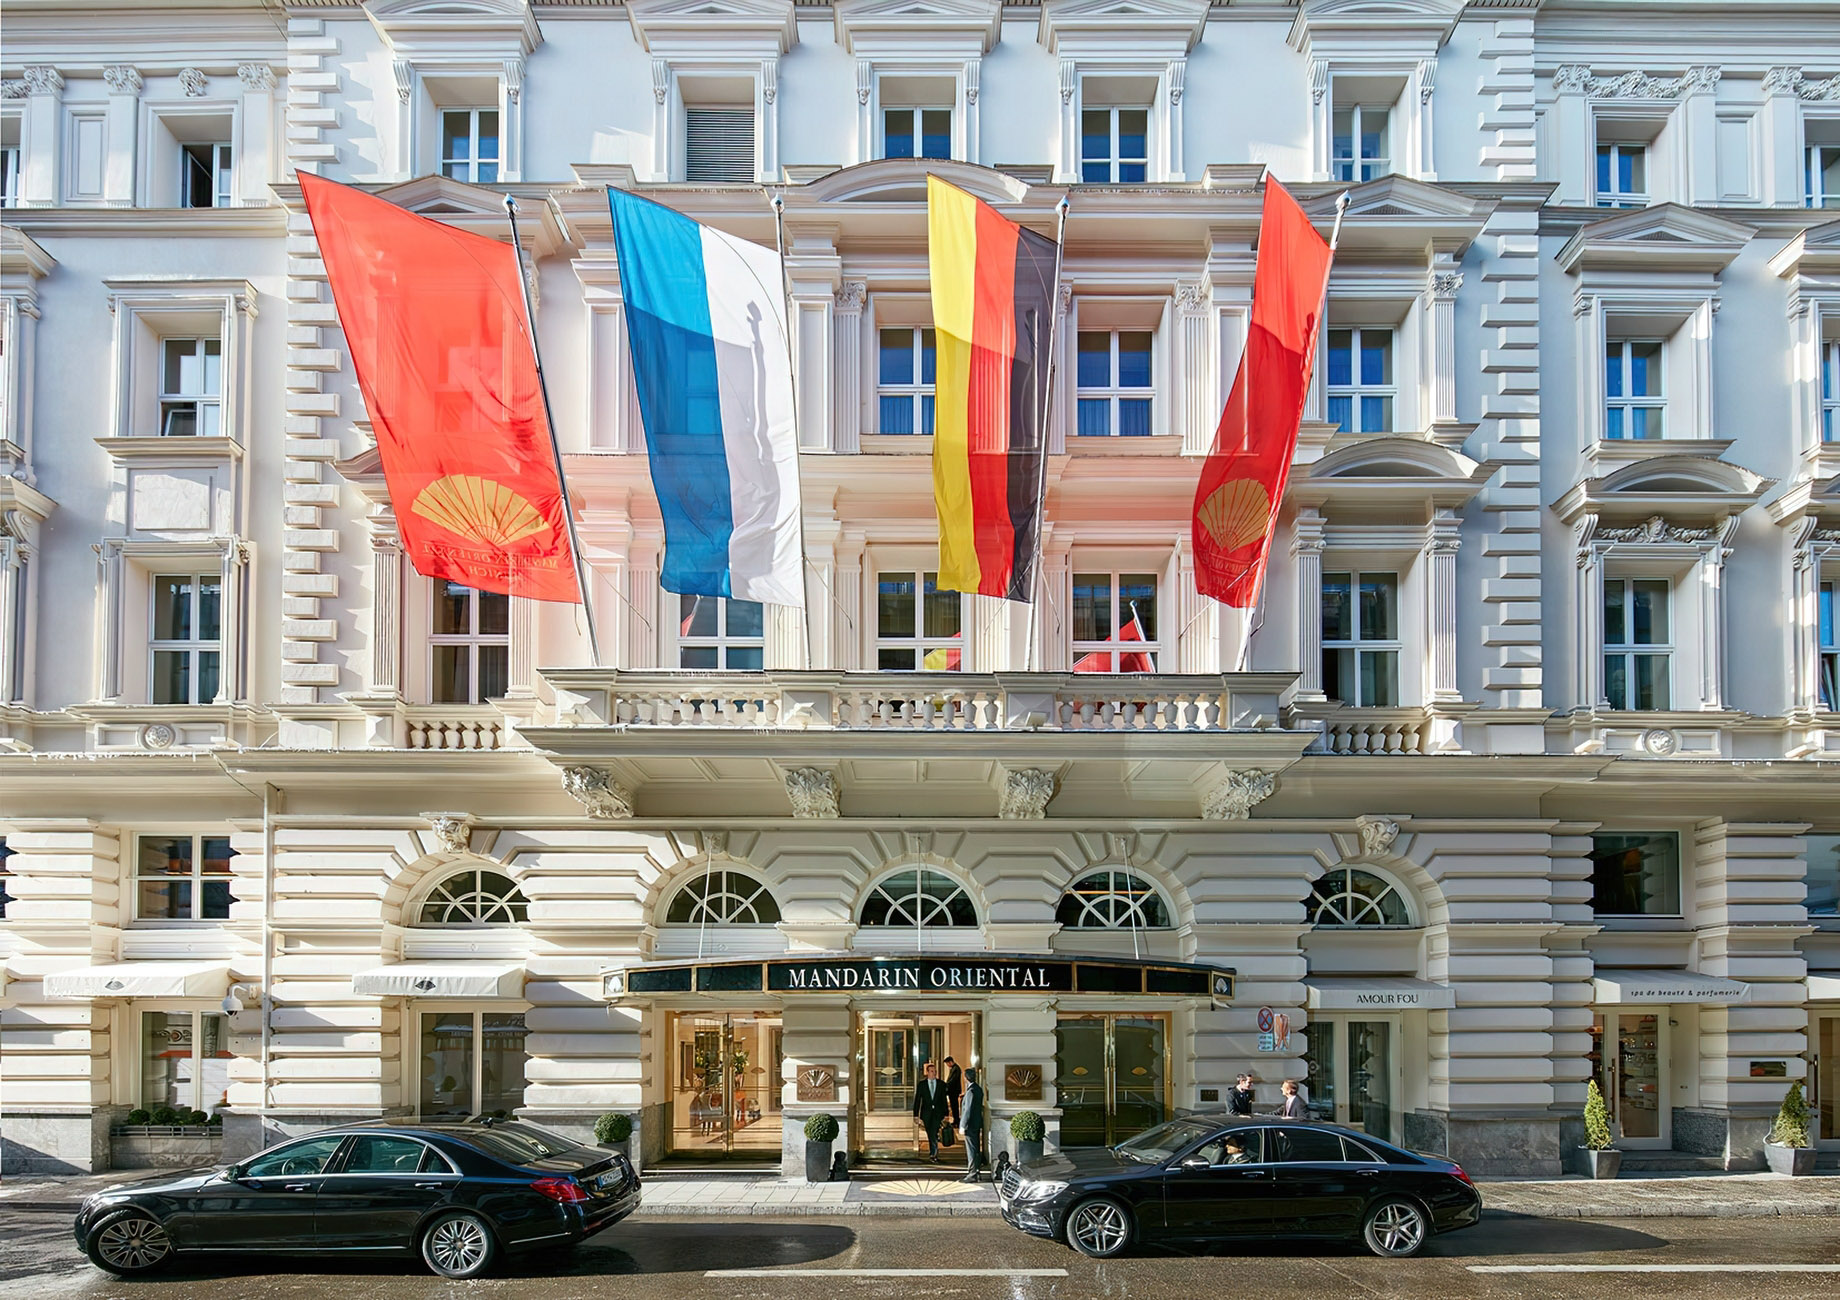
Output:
(1807, 974), (1840, 1002)
(1305, 977), (1456, 1011)
(43, 961), (231, 1000)
(352, 963), (524, 1000)
(1593, 969), (1749, 1005)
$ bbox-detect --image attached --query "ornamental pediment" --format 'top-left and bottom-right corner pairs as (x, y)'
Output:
(1769, 218), (1840, 279)
(793, 158), (1031, 206)
(627, 0), (798, 56)
(1554, 452), (1772, 531)
(365, 0), (541, 59)
(834, 0), (1001, 56)
(1557, 204), (1753, 275)
(362, 175), (568, 255)
(1038, 0), (1209, 59)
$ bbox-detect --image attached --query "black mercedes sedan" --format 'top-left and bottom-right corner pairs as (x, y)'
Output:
(999, 1115), (1481, 1259)
(73, 1119), (641, 1278)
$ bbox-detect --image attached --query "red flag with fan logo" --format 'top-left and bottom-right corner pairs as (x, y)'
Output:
(1192, 179), (1334, 608)
(300, 171), (580, 603)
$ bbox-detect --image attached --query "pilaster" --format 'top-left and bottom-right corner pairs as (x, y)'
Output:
(20, 67), (64, 207)
(833, 282), (866, 455)
(1292, 508), (1326, 698)
(101, 66), (141, 207)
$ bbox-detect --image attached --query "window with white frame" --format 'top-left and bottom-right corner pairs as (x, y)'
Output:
(135, 833), (235, 922)
(1808, 140), (1840, 210)
(1308, 867), (1411, 927)
(678, 594), (764, 670)
(1076, 330), (1152, 437)
(418, 868), (528, 925)
(1596, 141), (1647, 208)
(1332, 104), (1390, 182)
(1081, 105), (1148, 183)
(1071, 571), (1158, 672)
(877, 571), (962, 671)
(431, 580), (508, 704)
(684, 106), (755, 183)
(1822, 340), (1839, 443)
(1326, 328), (1394, 434)
(180, 142), (232, 209)
(1820, 578), (1838, 712)
(1807, 833), (1840, 916)
(0, 144), (18, 209)
(1603, 577), (1671, 710)
(441, 108), (500, 183)
(1590, 831), (1681, 916)
(150, 574), (221, 705)
(1321, 571), (1400, 707)
(159, 338), (221, 437)
(666, 869), (781, 925)
(858, 868), (977, 928)
(418, 1009), (528, 1119)
(139, 1010), (231, 1120)
(878, 327), (936, 435)
(1605, 337), (1664, 440)
(883, 106), (951, 161)
(1056, 870), (1169, 929)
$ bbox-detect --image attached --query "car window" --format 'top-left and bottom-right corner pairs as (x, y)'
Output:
(1341, 1136), (1382, 1163)
(244, 1135), (346, 1179)
(1112, 1118), (1218, 1164)
(1273, 1127), (1348, 1163)
(420, 1145), (459, 1175)
(1192, 1129), (1264, 1166)
(460, 1124), (588, 1166)
(342, 1135), (428, 1174)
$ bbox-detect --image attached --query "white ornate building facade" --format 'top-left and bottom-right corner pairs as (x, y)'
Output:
(3, 0), (1839, 1178)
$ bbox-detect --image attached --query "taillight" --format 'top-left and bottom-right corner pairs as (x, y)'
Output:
(1448, 1164), (1474, 1186)
(530, 1177), (589, 1204)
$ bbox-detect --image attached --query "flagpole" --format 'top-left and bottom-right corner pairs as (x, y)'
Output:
(505, 194), (602, 667)
(771, 192), (816, 673)
(1025, 194), (1071, 674)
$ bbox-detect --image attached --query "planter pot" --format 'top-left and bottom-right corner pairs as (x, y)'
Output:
(805, 1139), (832, 1183)
(111, 1130), (224, 1170)
(1582, 1148), (1621, 1180)
(1765, 1142), (1815, 1176)
(1015, 1138), (1045, 1166)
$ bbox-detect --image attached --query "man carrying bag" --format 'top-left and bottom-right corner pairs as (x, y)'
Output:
(913, 1059), (951, 1163)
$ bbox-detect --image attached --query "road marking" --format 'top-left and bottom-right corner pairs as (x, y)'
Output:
(1469, 1265), (1840, 1274)
(706, 1268), (1070, 1278)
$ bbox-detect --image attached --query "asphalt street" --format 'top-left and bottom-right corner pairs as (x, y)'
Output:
(6, 1209), (1840, 1300)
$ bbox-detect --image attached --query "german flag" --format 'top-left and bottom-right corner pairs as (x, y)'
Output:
(927, 176), (1058, 601)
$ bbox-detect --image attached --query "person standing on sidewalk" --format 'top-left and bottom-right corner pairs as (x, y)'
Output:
(1276, 1078), (1307, 1119)
(959, 1067), (986, 1183)
(1228, 1072), (1256, 1117)
(942, 1055), (964, 1126)
(913, 1060), (950, 1162)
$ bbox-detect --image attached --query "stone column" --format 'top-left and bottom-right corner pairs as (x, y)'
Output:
(1574, 538), (1604, 709)
(94, 541), (125, 703)
(832, 282), (865, 454)
(1292, 508), (1326, 698)
(835, 530), (865, 672)
(1760, 68), (1807, 207)
(1411, 58), (1437, 181)
(1550, 67), (1592, 205)
(1424, 261), (1461, 430)
(1177, 281), (1215, 455)
(19, 67), (63, 207)
(854, 60), (873, 165)
(964, 60), (981, 166)
(778, 997), (853, 1179)
(101, 66), (140, 206)
(1679, 67), (1722, 207)
(759, 59), (779, 182)
(1424, 510), (1462, 704)
(499, 58), (524, 182)
(236, 64), (278, 201)
(1696, 529), (1733, 711)
(651, 60), (671, 181)
(1308, 60), (1330, 182)
(1056, 60), (1077, 183)
(1165, 60), (1185, 180)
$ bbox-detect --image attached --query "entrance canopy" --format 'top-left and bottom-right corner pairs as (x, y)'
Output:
(1593, 968), (1748, 1005)
(43, 961), (231, 1000)
(1809, 974), (1840, 1002)
(352, 962), (525, 999)
(606, 953), (1234, 1002)
(1305, 976), (1455, 1011)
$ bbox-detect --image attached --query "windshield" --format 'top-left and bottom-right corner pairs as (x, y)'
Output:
(1113, 1119), (1216, 1163)
(461, 1122), (586, 1165)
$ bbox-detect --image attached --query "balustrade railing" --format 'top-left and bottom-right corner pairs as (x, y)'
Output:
(404, 708), (507, 750)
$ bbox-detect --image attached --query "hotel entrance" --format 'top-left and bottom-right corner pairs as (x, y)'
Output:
(665, 1011), (783, 1158)
(853, 1011), (979, 1160)
(1055, 1013), (1170, 1147)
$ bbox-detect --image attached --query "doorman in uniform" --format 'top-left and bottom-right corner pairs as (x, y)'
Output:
(942, 1055), (964, 1124)
(913, 1059), (950, 1162)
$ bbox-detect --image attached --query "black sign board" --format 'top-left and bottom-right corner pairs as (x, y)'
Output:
(623, 955), (1232, 1000)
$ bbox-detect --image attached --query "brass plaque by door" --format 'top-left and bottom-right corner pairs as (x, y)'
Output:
(1005, 1064), (1043, 1101)
(797, 1065), (838, 1102)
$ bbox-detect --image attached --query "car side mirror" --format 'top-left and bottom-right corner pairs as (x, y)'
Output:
(1180, 1155), (1210, 1170)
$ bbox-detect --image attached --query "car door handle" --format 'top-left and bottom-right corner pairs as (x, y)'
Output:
(1239, 1169), (1268, 1177)
(1355, 1169), (1378, 1177)
(282, 1183), (311, 1192)
(414, 1182), (447, 1190)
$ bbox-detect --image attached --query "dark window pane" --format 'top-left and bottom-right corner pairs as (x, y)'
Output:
(1360, 650), (1398, 707)
(1360, 395), (1392, 432)
(1358, 574), (1397, 641)
(1604, 581), (1626, 646)
(1118, 398), (1152, 436)
(879, 574), (916, 638)
(1077, 332), (1111, 387)
(1120, 575), (1156, 639)
(202, 838), (235, 874)
(884, 109), (914, 159)
(921, 394), (936, 435)
(442, 112), (471, 160)
(681, 646), (718, 669)
(154, 576), (192, 641)
(345, 1135), (429, 1174)
(152, 650), (191, 704)
(1324, 647), (1353, 703)
(1082, 110), (1109, 161)
(880, 395), (915, 434)
(434, 645), (470, 703)
(1082, 161), (1110, 183)
(1118, 110), (1147, 158)
(727, 600), (764, 638)
(139, 880), (188, 920)
(1077, 398), (1112, 437)
(1597, 145), (1612, 193)
(1633, 579), (1669, 644)
(1327, 330), (1352, 386)
(1606, 340), (1626, 397)
(1633, 653), (1668, 710)
(726, 645), (763, 670)
(1590, 832), (1680, 915)
(197, 578), (222, 640)
(681, 594), (717, 639)
(200, 878), (232, 920)
(878, 647), (917, 671)
(1321, 573), (1353, 642)
(919, 330), (936, 384)
(1117, 333), (1152, 388)
(1118, 162), (1146, 183)
(1072, 574), (1111, 642)
(1359, 332), (1391, 386)
(923, 576), (959, 638)
(1278, 1127), (1348, 1163)
(879, 328), (914, 385)
(477, 645), (509, 699)
(195, 645), (218, 703)
(920, 109), (951, 160)
(436, 582), (472, 635)
(1326, 395), (1352, 433)
(477, 591), (509, 636)
(1605, 654), (1628, 710)
(1807, 835), (1840, 916)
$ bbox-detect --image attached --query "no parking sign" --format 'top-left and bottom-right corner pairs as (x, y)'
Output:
(1257, 1006), (1274, 1033)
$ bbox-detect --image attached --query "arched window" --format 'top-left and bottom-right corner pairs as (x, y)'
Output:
(419, 869), (528, 925)
(1308, 868), (1411, 928)
(665, 870), (781, 925)
(1056, 870), (1170, 929)
(858, 868), (977, 928)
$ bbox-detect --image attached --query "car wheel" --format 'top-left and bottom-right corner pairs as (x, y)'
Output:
(421, 1210), (498, 1279)
(1064, 1197), (1133, 1259)
(86, 1208), (175, 1276)
(1362, 1197), (1429, 1258)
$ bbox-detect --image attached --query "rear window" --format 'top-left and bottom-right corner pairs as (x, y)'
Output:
(458, 1123), (586, 1166)
(1273, 1127), (1348, 1163)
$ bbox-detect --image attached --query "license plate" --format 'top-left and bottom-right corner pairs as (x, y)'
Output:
(595, 1171), (622, 1191)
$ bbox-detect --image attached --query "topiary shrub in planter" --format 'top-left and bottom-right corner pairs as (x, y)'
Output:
(1765, 1081), (1814, 1176)
(594, 1112), (634, 1151)
(150, 1106), (181, 1127)
(804, 1113), (839, 1183)
(126, 1109), (152, 1126)
(1580, 1079), (1620, 1179)
(1010, 1110), (1046, 1166)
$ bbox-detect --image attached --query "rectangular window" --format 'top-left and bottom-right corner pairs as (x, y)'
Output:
(876, 571), (961, 671)
(1075, 330), (1152, 437)
(0, 145), (18, 208)
(1605, 338), (1664, 440)
(419, 1010), (529, 1119)
(1808, 833), (1840, 917)
(684, 107), (754, 183)
(1071, 572), (1159, 672)
(1589, 832), (1682, 916)
(1822, 341), (1839, 444)
(0, 836), (13, 919)
(432, 581), (509, 704)
(1081, 106), (1148, 183)
(159, 338), (222, 437)
(150, 574), (222, 705)
(1808, 143), (1840, 209)
(1321, 571), (1400, 706)
(136, 834), (235, 922)
(1604, 577), (1671, 711)
(883, 107), (951, 161)
(180, 142), (232, 209)
(1820, 579), (1838, 712)
(140, 1010), (231, 1119)
(1332, 105), (1390, 182)
(1595, 142), (1648, 208)
(678, 595), (764, 670)
(441, 108), (500, 184)
(1325, 328), (1394, 434)
(877, 327), (936, 435)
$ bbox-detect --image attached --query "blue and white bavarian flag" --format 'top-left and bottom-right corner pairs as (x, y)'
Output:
(607, 188), (804, 607)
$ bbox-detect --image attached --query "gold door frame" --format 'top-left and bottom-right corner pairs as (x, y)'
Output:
(666, 1010), (780, 1158)
(851, 1009), (982, 1160)
(1054, 1011), (1173, 1147)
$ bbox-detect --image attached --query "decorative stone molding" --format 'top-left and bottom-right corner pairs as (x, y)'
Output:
(103, 66), (142, 96)
(1167, 60), (1184, 108)
(1310, 58), (1327, 106)
(966, 61), (979, 109)
(1416, 56), (1436, 106)
(1174, 280), (1207, 315)
(999, 768), (1055, 820)
(761, 59), (777, 107)
(0, 82), (28, 100)
(902, 829), (933, 859)
(179, 68), (209, 97)
(835, 281), (866, 312)
(1427, 271), (1463, 301)
(561, 766), (634, 819)
(1763, 66), (1805, 96)
(1805, 75), (1840, 102)
(503, 58), (524, 105)
(1595, 515), (1719, 545)
(855, 59), (872, 107)
(1355, 815), (1401, 859)
(423, 814), (473, 855)
(1105, 831), (1137, 862)
(141, 723), (176, 751)
(1201, 769), (1277, 821)
(1059, 59), (1075, 107)
(784, 767), (840, 819)
(21, 67), (63, 96)
(1554, 65), (1592, 93)
(394, 58), (415, 104)
(1559, 66), (1721, 100)
(702, 829), (729, 856)
(237, 63), (276, 93)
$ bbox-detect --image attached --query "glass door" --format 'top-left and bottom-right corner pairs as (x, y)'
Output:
(1300, 1017), (1394, 1142)
(1590, 1011), (1667, 1146)
(1814, 1014), (1839, 1148)
(856, 1014), (975, 1159)
(1302, 1020), (1337, 1123)
(1054, 1013), (1169, 1146)
(667, 1011), (782, 1157)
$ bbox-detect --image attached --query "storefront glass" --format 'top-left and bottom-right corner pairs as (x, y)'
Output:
(667, 1012), (782, 1157)
(419, 1010), (529, 1118)
(855, 1013), (975, 1159)
(1817, 1015), (1838, 1146)
(139, 1011), (230, 1118)
(1590, 1012), (1663, 1142)
(1054, 1013), (1168, 1147)
(1302, 1018), (1393, 1142)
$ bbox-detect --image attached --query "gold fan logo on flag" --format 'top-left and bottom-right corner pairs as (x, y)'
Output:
(1198, 478), (1272, 552)
(411, 474), (552, 547)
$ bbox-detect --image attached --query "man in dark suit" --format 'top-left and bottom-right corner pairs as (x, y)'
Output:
(959, 1066), (986, 1183)
(912, 1059), (950, 1162)
(941, 1055), (964, 1125)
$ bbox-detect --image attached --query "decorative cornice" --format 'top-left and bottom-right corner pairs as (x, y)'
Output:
(1763, 66), (1805, 97)
(1426, 270), (1462, 301)
(999, 768), (1055, 820)
(1174, 280), (1207, 314)
(1201, 768), (1276, 821)
(179, 67), (209, 98)
(103, 66), (143, 96)
(1804, 74), (1840, 102)
(1557, 65), (1720, 100)
(561, 765), (634, 819)
(784, 767), (840, 819)
(21, 67), (64, 96)
(1595, 515), (1719, 545)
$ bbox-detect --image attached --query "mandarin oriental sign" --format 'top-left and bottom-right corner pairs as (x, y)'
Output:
(615, 954), (1233, 1001)
(773, 959), (1071, 992)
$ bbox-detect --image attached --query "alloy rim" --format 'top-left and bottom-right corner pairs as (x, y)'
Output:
(428, 1217), (489, 1273)
(1070, 1202), (1127, 1255)
(1371, 1203), (1426, 1255)
(97, 1217), (172, 1270)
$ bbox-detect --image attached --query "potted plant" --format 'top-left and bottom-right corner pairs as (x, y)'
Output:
(1011, 1110), (1046, 1166)
(804, 1113), (839, 1183)
(1765, 1080), (1815, 1176)
(1581, 1079), (1620, 1179)
(594, 1112), (634, 1155)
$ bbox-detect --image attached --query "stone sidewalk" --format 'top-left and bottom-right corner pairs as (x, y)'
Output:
(3, 1168), (1837, 1219)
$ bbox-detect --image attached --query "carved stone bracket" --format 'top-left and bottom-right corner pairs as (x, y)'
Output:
(562, 766), (634, 819)
(103, 66), (143, 96)
(785, 767), (840, 819)
(999, 769), (1056, 820)
(422, 813), (474, 856)
(1201, 769), (1277, 821)
(237, 63), (276, 93)
(1354, 815), (1401, 859)
(21, 67), (64, 96)
(834, 281), (867, 312)
(179, 67), (208, 97)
